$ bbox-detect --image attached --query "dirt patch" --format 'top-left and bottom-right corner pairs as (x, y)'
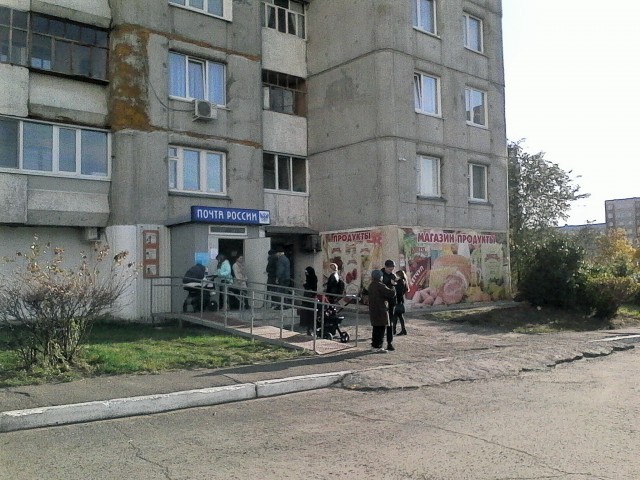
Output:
(415, 303), (640, 333)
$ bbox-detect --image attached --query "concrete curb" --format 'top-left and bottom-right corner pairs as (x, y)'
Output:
(0, 372), (351, 433)
(255, 371), (351, 397)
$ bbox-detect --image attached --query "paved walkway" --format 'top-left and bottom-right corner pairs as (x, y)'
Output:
(1, 315), (638, 432)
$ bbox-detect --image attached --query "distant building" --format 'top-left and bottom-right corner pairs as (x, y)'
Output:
(557, 223), (606, 235)
(605, 197), (640, 245)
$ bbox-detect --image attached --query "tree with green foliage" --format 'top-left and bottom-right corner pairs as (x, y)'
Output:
(594, 228), (638, 277)
(508, 140), (589, 284)
(0, 236), (137, 371)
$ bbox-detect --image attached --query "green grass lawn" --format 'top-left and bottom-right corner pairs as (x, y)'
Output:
(0, 321), (309, 387)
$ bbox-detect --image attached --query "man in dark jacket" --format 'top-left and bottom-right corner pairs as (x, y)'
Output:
(275, 247), (291, 309)
(368, 269), (397, 353)
(380, 259), (398, 351)
(266, 249), (278, 304)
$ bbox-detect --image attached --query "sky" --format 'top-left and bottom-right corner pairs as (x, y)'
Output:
(502, 1), (640, 226)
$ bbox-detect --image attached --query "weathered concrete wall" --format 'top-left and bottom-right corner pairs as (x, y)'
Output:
(262, 110), (307, 157)
(262, 27), (306, 79)
(264, 192), (308, 227)
(0, 173), (27, 223)
(1, 0), (28, 10)
(107, 1), (265, 226)
(29, 74), (109, 127)
(0, 226), (101, 279)
(306, 0), (507, 234)
(0, 64), (28, 117)
(31, 0), (111, 27)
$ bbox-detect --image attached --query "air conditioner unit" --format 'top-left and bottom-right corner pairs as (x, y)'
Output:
(193, 100), (217, 120)
(84, 227), (100, 242)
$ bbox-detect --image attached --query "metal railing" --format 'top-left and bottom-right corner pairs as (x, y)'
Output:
(149, 276), (363, 353)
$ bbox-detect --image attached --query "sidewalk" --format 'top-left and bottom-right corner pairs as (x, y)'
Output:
(1, 318), (638, 432)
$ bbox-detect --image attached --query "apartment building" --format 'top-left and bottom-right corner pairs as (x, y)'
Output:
(0, 0), (509, 319)
(605, 197), (640, 245)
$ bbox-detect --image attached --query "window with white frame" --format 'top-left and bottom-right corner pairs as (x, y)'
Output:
(469, 163), (487, 201)
(0, 8), (108, 80)
(263, 152), (307, 193)
(0, 116), (109, 177)
(414, 72), (440, 115)
(465, 87), (487, 126)
(169, 0), (224, 18)
(418, 155), (440, 197)
(169, 52), (226, 106)
(262, 0), (305, 39)
(168, 146), (225, 194)
(463, 13), (483, 52)
(412, 0), (436, 34)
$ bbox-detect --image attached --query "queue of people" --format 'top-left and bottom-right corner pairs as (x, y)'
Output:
(184, 252), (412, 351)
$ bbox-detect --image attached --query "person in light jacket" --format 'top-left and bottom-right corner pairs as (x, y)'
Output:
(232, 255), (250, 309)
(216, 254), (232, 308)
(367, 269), (397, 353)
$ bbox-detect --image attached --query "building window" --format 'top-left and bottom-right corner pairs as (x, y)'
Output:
(30, 14), (108, 80)
(0, 8), (108, 80)
(418, 155), (440, 197)
(0, 7), (28, 66)
(463, 13), (483, 52)
(168, 146), (225, 194)
(262, 0), (305, 39)
(0, 116), (109, 177)
(169, 0), (224, 17)
(469, 163), (487, 201)
(263, 152), (307, 193)
(465, 87), (487, 127)
(169, 52), (226, 106)
(414, 72), (440, 115)
(412, 0), (436, 34)
(262, 70), (306, 116)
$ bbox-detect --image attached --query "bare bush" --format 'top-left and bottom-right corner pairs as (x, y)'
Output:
(0, 236), (137, 370)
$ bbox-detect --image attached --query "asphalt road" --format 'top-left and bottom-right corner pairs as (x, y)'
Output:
(2, 346), (639, 479)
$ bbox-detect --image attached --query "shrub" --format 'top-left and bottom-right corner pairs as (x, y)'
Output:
(578, 274), (640, 319)
(0, 236), (136, 370)
(517, 235), (585, 309)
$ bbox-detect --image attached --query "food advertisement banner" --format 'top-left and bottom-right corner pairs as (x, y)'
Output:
(321, 229), (384, 295)
(400, 228), (510, 308)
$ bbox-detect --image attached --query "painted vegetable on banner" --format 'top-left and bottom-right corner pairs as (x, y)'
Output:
(399, 228), (510, 308)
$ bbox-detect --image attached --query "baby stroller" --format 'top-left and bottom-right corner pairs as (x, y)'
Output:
(182, 265), (218, 313)
(315, 296), (350, 343)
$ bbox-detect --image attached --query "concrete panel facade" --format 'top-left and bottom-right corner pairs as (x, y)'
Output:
(262, 110), (307, 156)
(27, 189), (109, 226)
(0, 65), (28, 117)
(31, 0), (110, 27)
(307, 0), (507, 237)
(0, 173), (27, 223)
(29, 74), (109, 127)
(262, 28), (306, 78)
(264, 192), (308, 227)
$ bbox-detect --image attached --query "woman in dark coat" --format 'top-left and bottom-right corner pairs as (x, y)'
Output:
(393, 270), (408, 335)
(300, 266), (318, 335)
(368, 269), (397, 352)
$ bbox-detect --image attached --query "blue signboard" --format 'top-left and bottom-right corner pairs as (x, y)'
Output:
(191, 206), (271, 225)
